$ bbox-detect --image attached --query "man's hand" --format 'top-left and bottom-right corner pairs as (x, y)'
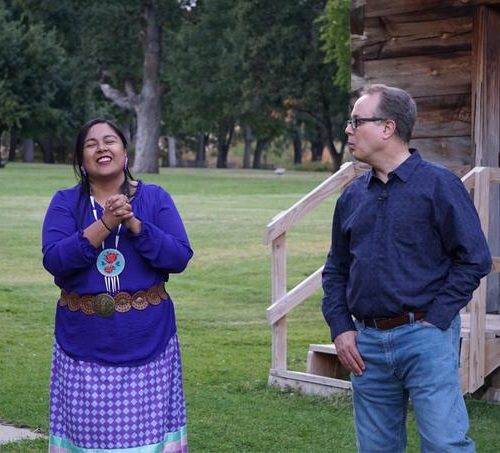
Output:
(334, 330), (365, 376)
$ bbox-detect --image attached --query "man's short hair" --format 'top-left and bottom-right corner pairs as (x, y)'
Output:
(361, 84), (417, 143)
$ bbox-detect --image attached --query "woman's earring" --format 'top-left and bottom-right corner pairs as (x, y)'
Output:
(124, 156), (128, 172)
(80, 166), (87, 177)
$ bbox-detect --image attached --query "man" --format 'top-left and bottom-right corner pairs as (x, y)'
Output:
(322, 84), (492, 452)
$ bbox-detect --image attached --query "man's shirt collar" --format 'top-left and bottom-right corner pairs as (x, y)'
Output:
(365, 148), (421, 187)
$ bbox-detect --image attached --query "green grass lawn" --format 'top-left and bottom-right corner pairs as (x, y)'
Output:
(1, 163), (499, 453)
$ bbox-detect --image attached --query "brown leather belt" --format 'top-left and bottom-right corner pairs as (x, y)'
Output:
(59, 283), (169, 317)
(363, 311), (425, 330)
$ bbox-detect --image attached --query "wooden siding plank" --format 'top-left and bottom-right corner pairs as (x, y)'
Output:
(413, 95), (471, 138)
(410, 137), (471, 166)
(354, 15), (472, 60)
(352, 52), (471, 97)
(363, 0), (500, 18)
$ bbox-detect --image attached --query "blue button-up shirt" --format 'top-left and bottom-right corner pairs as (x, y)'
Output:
(322, 150), (492, 340)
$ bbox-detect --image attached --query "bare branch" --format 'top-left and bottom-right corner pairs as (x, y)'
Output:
(100, 84), (134, 111)
(125, 80), (139, 102)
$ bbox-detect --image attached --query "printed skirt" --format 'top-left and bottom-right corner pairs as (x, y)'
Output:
(49, 335), (188, 452)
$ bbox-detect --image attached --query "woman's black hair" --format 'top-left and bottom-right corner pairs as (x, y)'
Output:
(72, 118), (135, 227)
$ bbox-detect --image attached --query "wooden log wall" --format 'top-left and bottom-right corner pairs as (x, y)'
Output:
(351, 0), (500, 308)
(351, 1), (500, 166)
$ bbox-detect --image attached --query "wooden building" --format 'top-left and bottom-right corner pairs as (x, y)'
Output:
(264, 0), (500, 399)
(351, 0), (500, 311)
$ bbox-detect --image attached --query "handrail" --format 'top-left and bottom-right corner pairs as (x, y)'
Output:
(267, 266), (324, 325)
(461, 166), (480, 190)
(263, 162), (369, 245)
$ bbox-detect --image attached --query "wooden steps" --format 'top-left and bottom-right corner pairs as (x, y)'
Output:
(304, 313), (500, 399)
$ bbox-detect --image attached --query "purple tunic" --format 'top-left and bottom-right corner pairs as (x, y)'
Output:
(42, 181), (193, 366)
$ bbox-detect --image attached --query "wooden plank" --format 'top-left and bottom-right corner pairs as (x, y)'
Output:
(353, 52), (471, 97)
(270, 369), (351, 388)
(364, 0), (500, 18)
(306, 350), (350, 380)
(409, 136), (471, 166)
(461, 312), (500, 336)
(271, 234), (287, 371)
(461, 337), (470, 393)
(267, 266), (323, 325)
(472, 7), (500, 166)
(309, 343), (337, 354)
(350, 0), (365, 35)
(485, 337), (500, 376)
(413, 95), (471, 138)
(263, 162), (359, 245)
(472, 7), (500, 314)
(468, 167), (490, 392)
(493, 257), (500, 273)
(461, 166), (479, 191)
(354, 15), (472, 60)
(490, 167), (500, 183)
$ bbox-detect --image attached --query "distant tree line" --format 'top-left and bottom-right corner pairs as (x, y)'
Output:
(0, 0), (350, 172)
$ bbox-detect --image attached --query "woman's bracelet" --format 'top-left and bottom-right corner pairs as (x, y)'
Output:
(100, 217), (113, 232)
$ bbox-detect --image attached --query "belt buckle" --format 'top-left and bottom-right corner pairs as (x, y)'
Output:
(94, 293), (115, 317)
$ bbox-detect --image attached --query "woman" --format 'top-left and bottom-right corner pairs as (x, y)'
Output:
(42, 118), (193, 452)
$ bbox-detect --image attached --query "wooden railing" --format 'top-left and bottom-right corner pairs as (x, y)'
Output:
(264, 161), (369, 372)
(462, 167), (500, 392)
(265, 163), (500, 394)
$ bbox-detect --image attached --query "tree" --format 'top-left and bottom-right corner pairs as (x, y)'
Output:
(164, 0), (244, 168)
(0, 5), (66, 133)
(98, 0), (162, 173)
(317, 0), (351, 91)
(238, 0), (349, 171)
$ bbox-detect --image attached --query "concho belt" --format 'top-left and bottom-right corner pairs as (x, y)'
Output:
(59, 283), (169, 317)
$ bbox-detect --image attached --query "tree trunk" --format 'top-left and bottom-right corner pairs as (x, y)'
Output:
(310, 122), (324, 161)
(8, 129), (17, 161)
(252, 138), (269, 169)
(196, 133), (207, 166)
(243, 126), (252, 168)
(100, 0), (162, 174)
(167, 136), (176, 167)
(38, 136), (55, 163)
(322, 116), (343, 172)
(0, 130), (7, 167)
(133, 0), (161, 173)
(216, 124), (234, 168)
(321, 94), (345, 173)
(22, 138), (35, 162)
(292, 129), (302, 164)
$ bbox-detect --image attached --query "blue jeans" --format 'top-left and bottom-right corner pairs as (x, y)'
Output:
(352, 315), (475, 453)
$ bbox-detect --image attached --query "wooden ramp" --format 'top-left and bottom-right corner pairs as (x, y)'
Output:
(265, 164), (500, 400)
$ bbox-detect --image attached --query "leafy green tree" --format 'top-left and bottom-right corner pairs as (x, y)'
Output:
(238, 0), (349, 171)
(0, 3), (70, 162)
(164, 0), (244, 168)
(0, 5), (66, 131)
(317, 0), (351, 91)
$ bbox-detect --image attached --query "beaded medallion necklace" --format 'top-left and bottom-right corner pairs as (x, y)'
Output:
(90, 195), (125, 294)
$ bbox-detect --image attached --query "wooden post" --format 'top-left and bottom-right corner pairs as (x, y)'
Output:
(468, 167), (490, 392)
(271, 233), (287, 371)
(472, 6), (500, 313)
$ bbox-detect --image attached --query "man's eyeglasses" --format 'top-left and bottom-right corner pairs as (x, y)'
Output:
(346, 117), (388, 129)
